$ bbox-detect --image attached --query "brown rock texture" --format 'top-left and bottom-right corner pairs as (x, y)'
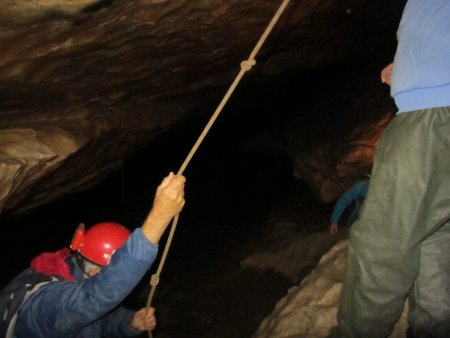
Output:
(0, 0), (405, 215)
(252, 240), (409, 338)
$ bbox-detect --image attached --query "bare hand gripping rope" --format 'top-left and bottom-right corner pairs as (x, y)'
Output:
(146, 1), (291, 336)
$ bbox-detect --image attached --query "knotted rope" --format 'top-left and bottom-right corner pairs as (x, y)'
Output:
(146, 0), (291, 336)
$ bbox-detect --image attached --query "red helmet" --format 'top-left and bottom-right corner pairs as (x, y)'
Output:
(70, 222), (131, 266)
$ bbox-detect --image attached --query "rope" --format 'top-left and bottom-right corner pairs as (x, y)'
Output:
(146, 0), (291, 336)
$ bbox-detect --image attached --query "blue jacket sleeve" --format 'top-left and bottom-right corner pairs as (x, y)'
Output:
(15, 228), (158, 338)
(330, 181), (369, 224)
(102, 307), (141, 338)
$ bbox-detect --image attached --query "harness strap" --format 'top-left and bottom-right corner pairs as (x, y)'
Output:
(5, 281), (50, 338)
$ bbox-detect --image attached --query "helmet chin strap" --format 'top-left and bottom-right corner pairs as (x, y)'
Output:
(72, 253), (94, 280)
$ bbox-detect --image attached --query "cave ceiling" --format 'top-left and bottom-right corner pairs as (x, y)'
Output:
(0, 0), (405, 216)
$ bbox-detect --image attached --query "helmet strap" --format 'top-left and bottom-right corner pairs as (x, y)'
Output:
(72, 253), (91, 279)
(72, 253), (102, 279)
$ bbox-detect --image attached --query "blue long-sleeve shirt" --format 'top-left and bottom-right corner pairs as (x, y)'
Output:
(331, 180), (369, 225)
(15, 228), (158, 338)
(391, 0), (450, 113)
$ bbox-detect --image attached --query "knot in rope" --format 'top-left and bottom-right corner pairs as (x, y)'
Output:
(240, 59), (256, 71)
(150, 274), (160, 287)
(146, 5), (291, 338)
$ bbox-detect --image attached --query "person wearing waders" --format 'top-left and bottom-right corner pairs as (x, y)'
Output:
(329, 180), (369, 237)
(0, 172), (185, 338)
(333, 1), (450, 337)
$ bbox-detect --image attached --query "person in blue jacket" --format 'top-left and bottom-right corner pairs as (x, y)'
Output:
(335, 1), (450, 337)
(329, 180), (368, 236)
(8, 172), (185, 338)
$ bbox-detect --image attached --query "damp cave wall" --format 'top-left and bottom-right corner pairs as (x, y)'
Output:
(0, 1), (407, 336)
(1, 43), (397, 282)
(0, 7), (403, 334)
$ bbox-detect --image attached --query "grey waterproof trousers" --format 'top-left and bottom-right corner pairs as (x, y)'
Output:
(337, 106), (450, 337)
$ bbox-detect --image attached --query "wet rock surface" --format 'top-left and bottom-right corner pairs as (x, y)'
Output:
(0, 0), (405, 215)
(0, 1), (409, 337)
(253, 240), (409, 338)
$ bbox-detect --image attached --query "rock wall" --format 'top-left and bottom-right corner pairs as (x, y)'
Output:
(0, 0), (405, 216)
(252, 240), (408, 338)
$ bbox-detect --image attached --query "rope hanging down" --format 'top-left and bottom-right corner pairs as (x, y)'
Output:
(146, 0), (291, 335)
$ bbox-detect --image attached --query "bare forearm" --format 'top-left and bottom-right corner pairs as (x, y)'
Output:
(141, 173), (186, 244)
(141, 212), (173, 244)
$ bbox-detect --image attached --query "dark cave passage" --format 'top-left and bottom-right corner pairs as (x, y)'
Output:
(0, 0), (416, 336)
(0, 130), (317, 338)
(0, 47), (395, 337)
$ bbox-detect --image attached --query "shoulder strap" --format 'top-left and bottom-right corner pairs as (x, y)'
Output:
(1, 268), (60, 338)
(5, 281), (51, 338)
